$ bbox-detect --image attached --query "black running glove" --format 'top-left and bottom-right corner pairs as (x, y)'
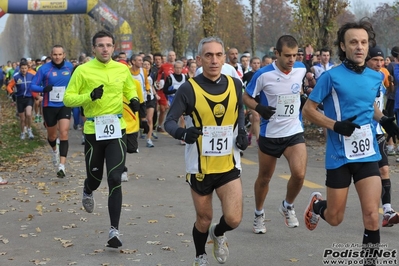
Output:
(380, 116), (399, 143)
(43, 85), (53, 93)
(236, 129), (248, 151)
(128, 97), (140, 112)
(255, 104), (276, 120)
(90, 85), (104, 101)
(333, 115), (360, 136)
(176, 127), (203, 144)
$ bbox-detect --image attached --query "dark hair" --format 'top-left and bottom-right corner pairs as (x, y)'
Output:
(143, 56), (152, 62)
(51, 45), (65, 54)
(153, 52), (163, 59)
(19, 61), (28, 67)
(320, 47), (331, 55)
(262, 55), (271, 61)
(130, 54), (140, 62)
(334, 18), (375, 61)
(275, 35), (298, 54)
(250, 56), (261, 64)
(92, 30), (115, 46)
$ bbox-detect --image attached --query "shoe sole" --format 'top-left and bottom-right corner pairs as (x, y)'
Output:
(253, 228), (266, 234)
(382, 221), (394, 227)
(278, 206), (299, 228)
(82, 198), (95, 213)
(57, 170), (65, 178)
(107, 236), (122, 248)
(388, 213), (399, 225)
(304, 192), (321, 231)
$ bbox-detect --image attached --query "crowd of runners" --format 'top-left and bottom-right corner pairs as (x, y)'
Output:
(1, 18), (399, 265)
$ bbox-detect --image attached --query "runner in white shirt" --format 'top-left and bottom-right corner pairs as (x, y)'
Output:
(243, 35), (307, 234)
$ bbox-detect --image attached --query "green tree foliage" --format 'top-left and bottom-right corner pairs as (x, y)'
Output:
(291, 0), (349, 51)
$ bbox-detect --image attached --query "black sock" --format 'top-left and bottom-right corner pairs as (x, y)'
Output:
(313, 200), (327, 220)
(381, 179), (391, 205)
(214, 215), (234, 237)
(192, 224), (208, 257)
(59, 140), (69, 157)
(48, 138), (57, 148)
(362, 229), (380, 266)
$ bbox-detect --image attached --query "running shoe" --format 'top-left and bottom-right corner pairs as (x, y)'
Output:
(279, 202), (299, 228)
(34, 116), (39, 123)
(57, 164), (65, 178)
(152, 132), (158, 139)
(304, 192), (323, 231)
(387, 149), (396, 156)
(209, 223), (229, 264)
(146, 139), (154, 148)
(382, 210), (399, 227)
(121, 171), (128, 182)
(107, 226), (122, 248)
(51, 148), (59, 167)
(81, 135), (85, 145)
(0, 176), (8, 185)
(82, 191), (95, 213)
(180, 140), (186, 145)
(157, 126), (165, 133)
(38, 116), (42, 122)
(20, 132), (26, 140)
(27, 128), (34, 140)
(193, 254), (210, 266)
(253, 213), (266, 234)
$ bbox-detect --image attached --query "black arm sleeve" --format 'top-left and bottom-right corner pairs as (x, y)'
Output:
(163, 76), (173, 95)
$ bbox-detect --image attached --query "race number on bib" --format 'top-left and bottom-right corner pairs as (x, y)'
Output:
(202, 125), (233, 156)
(49, 86), (66, 102)
(276, 94), (299, 118)
(344, 124), (375, 159)
(95, 114), (122, 141)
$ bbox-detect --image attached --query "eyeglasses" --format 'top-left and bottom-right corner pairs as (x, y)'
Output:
(94, 43), (114, 49)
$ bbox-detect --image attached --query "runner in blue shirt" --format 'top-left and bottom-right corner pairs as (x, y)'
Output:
(302, 20), (399, 265)
(31, 45), (74, 178)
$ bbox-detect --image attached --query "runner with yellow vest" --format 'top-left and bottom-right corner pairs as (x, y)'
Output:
(164, 36), (248, 265)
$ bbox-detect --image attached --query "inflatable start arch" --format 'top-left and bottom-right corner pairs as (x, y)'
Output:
(0, 0), (133, 56)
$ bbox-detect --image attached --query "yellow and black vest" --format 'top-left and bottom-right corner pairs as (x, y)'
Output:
(185, 75), (241, 174)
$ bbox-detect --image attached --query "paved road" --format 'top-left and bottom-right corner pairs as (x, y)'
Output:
(0, 126), (398, 266)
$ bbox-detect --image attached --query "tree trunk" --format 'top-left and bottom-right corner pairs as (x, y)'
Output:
(250, 0), (256, 56)
(172, 0), (185, 57)
(150, 0), (162, 53)
(202, 0), (217, 37)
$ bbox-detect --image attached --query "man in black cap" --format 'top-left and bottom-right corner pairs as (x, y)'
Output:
(366, 46), (399, 227)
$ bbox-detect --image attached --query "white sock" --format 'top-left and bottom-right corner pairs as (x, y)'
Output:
(283, 200), (294, 209)
(255, 209), (264, 216)
(383, 204), (392, 213)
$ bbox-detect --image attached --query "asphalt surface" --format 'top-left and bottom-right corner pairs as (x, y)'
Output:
(0, 125), (399, 266)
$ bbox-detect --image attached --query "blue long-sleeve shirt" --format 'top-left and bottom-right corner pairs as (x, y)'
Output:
(31, 61), (73, 107)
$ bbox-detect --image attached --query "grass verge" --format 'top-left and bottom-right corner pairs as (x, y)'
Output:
(0, 91), (46, 166)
